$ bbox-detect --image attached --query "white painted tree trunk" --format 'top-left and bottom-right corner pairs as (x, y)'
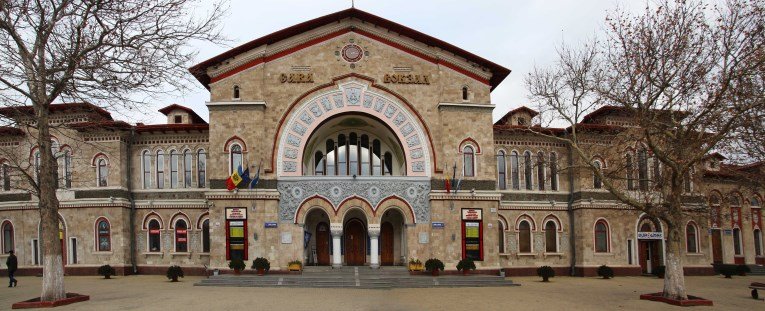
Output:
(663, 225), (687, 300)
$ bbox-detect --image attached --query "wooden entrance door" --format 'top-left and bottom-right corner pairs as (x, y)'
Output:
(381, 222), (394, 265)
(344, 220), (366, 266)
(316, 222), (330, 266)
(711, 229), (723, 264)
(639, 241), (657, 274)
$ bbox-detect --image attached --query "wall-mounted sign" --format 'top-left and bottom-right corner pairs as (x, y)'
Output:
(281, 232), (292, 244)
(637, 232), (664, 240)
(265, 222), (278, 228)
(419, 232), (429, 244)
(280, 73), (314, 83)
(383, 74), (430, 85)
(724, 229), (733, 235)
(225, 208), (247, 220)
(461, 208), (482, 221)
(432, 222), (445, 229)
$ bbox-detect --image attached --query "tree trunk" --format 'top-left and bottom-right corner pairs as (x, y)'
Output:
(662, 222), (687, 300)
(37, 108), (66, 302)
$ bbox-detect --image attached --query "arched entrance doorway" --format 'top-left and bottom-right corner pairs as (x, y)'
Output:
(637, 217), (664, 274)
(380, 208), (406, 266)
(344, 219), (366, 266)
(304, 208), (331, 266)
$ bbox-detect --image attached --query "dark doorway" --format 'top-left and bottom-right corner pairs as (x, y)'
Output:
(638, 240), (659, 274)
(344, 219), (366, 266)
(316, 222), (330, 266)
(711, 229), (723, 264)
(381, 222), (394, 265)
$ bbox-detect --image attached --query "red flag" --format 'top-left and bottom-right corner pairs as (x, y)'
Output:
(226, 176), (236, 190)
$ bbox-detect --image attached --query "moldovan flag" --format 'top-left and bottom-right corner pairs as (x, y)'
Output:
(444, 164), (452, 194)
(226, 166), (243, 191)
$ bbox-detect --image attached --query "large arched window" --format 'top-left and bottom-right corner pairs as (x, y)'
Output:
(148, 219), (161, 252)
(545, 220), (558, 253)
(637, 148), (649, 190)
(537, 152), (545, 191)
(2, 163), (9, 191)
(97, 158), (108, 187)
(202, 219), (210, 253)
(349, 132), (359, 176)
(510, 151), (520, 190)
(497, 150), (506, 190)
(96, 218), (111, 252)
(686, 222), (698, 253)
(593, 161), (603, 189)
(62, 150), (72, 188)
(230, 144), (242, 174)
(360, 134), (370, 175)
(498, 220), (506, 253)
(169, 150), (179, 188)
(524, 151), (533, 190)
(314, 151), (325, 175)
(463, 146), (475, 177)
(372, 139), (381, 175)
(174, 219), (188, 252)
(183, 150), (192, 188)
(197, 150), (206, 188)
(518, 220), (532, 253)
(142, 150), (151, 189)
(594, 220), (610, 253)
(1, 221), (13, 254)
(326, 139), (336, 176)
(626, 153), (635, 190)
(383, 152), (393, 175)
(755, 228), (763, 257)
(550, 153), (558, 191)
(733, 227), (743, 256)
(337, 134), (347, 175)
(156, 150), (165, 189)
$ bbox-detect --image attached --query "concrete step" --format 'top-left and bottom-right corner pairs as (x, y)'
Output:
(194, 272), (516, 288)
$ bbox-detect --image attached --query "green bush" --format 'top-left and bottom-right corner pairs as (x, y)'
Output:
(597, 265), (614, 279)
(97, 264), (116, 279)
(252, 257), (270, 271)
(456, 258), (476, 272)
(424, 258), (444, 272)
(537, 266), (555, 282)
(736, 264), (751, 276)
(166, 265), (184, 282)
(229, 258), (246, 271)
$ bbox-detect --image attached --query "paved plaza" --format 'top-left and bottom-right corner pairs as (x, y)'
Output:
(1, 274), (763, 310)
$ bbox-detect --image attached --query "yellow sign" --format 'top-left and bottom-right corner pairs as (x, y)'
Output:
(465, 226), (479, 238)
(383, 74), (430, 85)
(280, 73), (314, 83)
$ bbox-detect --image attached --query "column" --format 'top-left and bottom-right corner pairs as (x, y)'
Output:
(369, 224), (381, 269)
(330, 223), (343, 268)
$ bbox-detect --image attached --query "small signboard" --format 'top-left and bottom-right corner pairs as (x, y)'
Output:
(461, 208), (483, 221)
(225, 207), (247, 220)
(265, 222), (278, 228)
(724, 229), (733, 235)
(432, 222), (445, 229)
(637, 232), (664, 240)
(281, 232), (292, 244)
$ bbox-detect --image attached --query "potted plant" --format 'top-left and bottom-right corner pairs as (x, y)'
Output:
(597, 265), (614, 279)
(424, 258), (444, 276)
(537, 265), (555, 282)
(288, 260), (302, 272)
(408, 258), (423, 272)
(98, 264), (116, 279)
(229, 258), (246, 275)
(456, 258), (476, 275)
(253, 257), (270, 276)
(166, 265), (184, 282)
(736, 264), (750, 276)
(653, 265), (666, 279)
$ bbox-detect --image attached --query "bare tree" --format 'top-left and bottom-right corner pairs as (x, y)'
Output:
(526, 0), (764, 300)
(0, 0), (225, 301)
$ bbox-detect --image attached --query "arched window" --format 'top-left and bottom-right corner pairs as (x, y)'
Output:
(174, 219), (188, 252)
(202, 219), (210, 253)
(637, 149), (649, 190)
(710, 195), (721, 228)
(594, 220), (610, 253)
(537, 152), (545, 191)
(197, 150), (206, 188)
(97, 158), (108, 187)
(169, 150), (179, 188)
(384, 152), (393, 175)
(233, 85), (240, 99)
(348, 132), (359, 176)
(518, 220), (532, 253)
(755, 228), (763, 257)
(686, 223), (698, 253)
(372, 139), (381, 175)
(626, 153), (635, 190)
(314, 151), (325, 175)
(462, 86), (469, 100)
(96, 218), (111, 252)
(148, 219), (161, 252)
(593, 161), (603, 189)
(230, 144), (242, 174)
(2, 163), (9, 191)
(545, 220), (558, 253)
(142, 150), (151, 189)
(2, 221), (13, 254)
(733, 227), (743, 256)
(498, 220), (506, 253)
(63, 150), (72, 188)
(337, 134), (347, 175)
(524, 151), (533, 190)
(510, 151), (520, 190)
(326, 139), (336, 176)
(463, 146), (475, 177)
(497, 150), (506, 190)
(360, 134), (370, 175)
(183, 150), (192, 188)
(156, 150), (165, 189)
(550, 153), (558, 191)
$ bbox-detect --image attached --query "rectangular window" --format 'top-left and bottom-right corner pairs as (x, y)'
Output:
(170, 153), (179, 188)
(511, 153), (520, 190)
(143, 153), (151, 189)
(70, 237), (78, 264)
(497, 154), (506, 190)
(197, 151), (206, 188)
(627, 239), (633, 264)
(184, 153), (192, 188)
(174, 115), (183, 123)
(32, 239), (40, 265)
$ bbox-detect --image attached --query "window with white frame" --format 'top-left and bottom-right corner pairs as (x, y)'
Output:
(594, 220), (610, 253)
(197, 150), (206, 188)
(1, 221), (13, 254)
(183, 150), (192, 188)
(518, 220), (532, 253)
(96, 218), (111, 252)
(170, 150), (179, 188)
(97, 158), (108, 187)
(544, 220), (558, 252)
(202, 219), (210, 253)
(147, 219), (161, 252)
(550, 153), (558, 191)
(497, 150), (506, 190)
(142, 150), (151, 189)
(524, 151), (533, 190)
(686, 222), (698, 253)
(156, 150), (165, 189)
(463, 145), (475, 177)
(510, 151), (520, 190)
(537, 151), (545, 191)
(230, 144), (242, 174)
(593, 160), (603, 189)
(174, 219), (188, 252)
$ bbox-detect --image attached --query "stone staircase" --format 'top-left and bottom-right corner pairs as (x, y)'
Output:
(748, 264), (765, 276)
(195, 266), (517, 289)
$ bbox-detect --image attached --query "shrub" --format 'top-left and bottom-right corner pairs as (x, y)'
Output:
(456, 258), (476, 272)
(253, 257), (271, 271)
(288, 260), (302, 266)
(597, 265), (614, 279)
(537, 265), (555, 282)
(736, 264), (751, 276)
(166, 265), (184, 282)
(97, 264), (116, 279)
(408, 258), (422, 265)
(228, 258), (246, 271)
(424, 258), (444, 272)
(718, 264), (737, 278)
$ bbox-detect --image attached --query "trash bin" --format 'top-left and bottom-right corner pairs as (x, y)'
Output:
(499, 269), (505, 277)
(213, 269), (220, 276)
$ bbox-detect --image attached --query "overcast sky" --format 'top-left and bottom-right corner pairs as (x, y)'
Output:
(139, 0), (646, 124)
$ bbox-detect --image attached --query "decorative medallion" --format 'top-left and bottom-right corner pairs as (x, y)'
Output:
(341, 44), (363, 63)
